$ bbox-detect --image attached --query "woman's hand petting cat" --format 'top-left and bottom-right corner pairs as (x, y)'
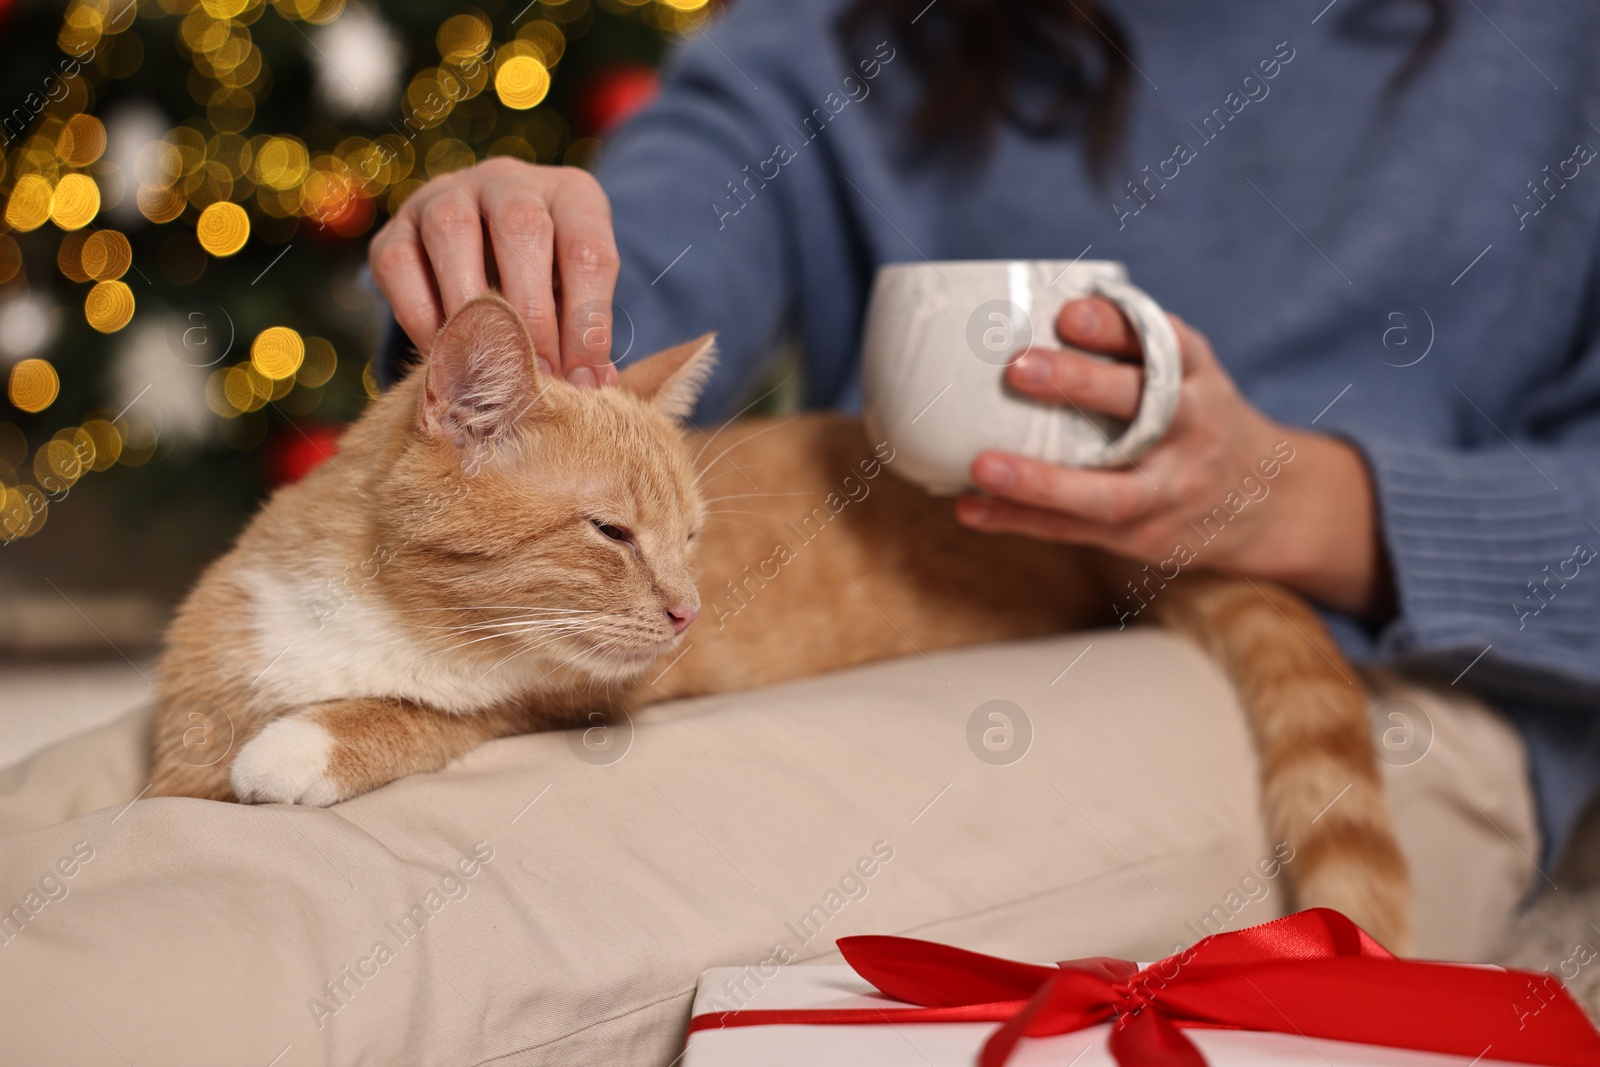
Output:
(955, 298), (1395, 622)
(368, 158), (620, 387)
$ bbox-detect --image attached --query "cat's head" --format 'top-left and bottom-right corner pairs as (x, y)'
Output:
(377, 293), (716, 688)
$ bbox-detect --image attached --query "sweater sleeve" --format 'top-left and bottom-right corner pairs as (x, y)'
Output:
(1346, 379), (1600, 856)
(1357, 434), (1600, 684)
(595, 1), (830, 420)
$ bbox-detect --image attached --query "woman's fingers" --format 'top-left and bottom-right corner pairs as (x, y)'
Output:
(550, 171), (620, 386)
(1055, 297), (1142, 356)
(481, 178), (560, 376)
(415, 185), (490, 321)
(969, 450), (1158, 524)
(368, 219), (444, 353)
(1006, 348), (1144, 420)
(954, 492), (1123, 547)
(369, 161), (624, 384)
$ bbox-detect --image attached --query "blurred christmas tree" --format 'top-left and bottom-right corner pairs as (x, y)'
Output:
(0, 0), (698, 568)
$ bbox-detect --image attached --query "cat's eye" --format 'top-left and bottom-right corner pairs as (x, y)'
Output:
(592, 520), (632, 543)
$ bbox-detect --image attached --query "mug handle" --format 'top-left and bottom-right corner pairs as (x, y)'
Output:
(1069, 275), (1182, 468)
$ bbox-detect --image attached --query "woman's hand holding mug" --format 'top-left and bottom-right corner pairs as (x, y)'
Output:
(955, 297), (1393, 620)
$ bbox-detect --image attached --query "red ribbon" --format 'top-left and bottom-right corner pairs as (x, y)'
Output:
(686, 909), (1600, 1066)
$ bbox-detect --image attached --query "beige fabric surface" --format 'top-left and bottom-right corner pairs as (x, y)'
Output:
(0, 631), (1537, 1066)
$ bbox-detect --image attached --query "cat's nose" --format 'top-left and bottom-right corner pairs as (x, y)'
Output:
(666, 604), (699, 634)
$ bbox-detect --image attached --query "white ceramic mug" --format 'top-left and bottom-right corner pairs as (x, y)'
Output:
(861, 259), (1181, 494)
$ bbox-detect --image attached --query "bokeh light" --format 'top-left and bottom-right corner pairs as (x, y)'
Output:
(58, 231), (94, 283)
(138, 184), (186, 223)
(496, 56), (551, 110)
(82, 231), (133, 281)
(0, 236), (20, 284)
(197, 201), (251, 256)
(438, 13), (491, 60)
(5, 176), (54, 232)
(298, 337), (338, 388)
(50, 174), (102, 230)
(81, 419), (124, 471)
(8, 360), (60, 413)
(252, 326), (305, 381)
(58, 115), (108, 167)
(0, 0), (683, 550)
(85, 280), (136, 333)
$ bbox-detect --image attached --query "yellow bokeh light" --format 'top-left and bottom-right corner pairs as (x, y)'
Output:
(81, 419), (123, 471)
(205, 367), (238, 417)
(209, 132), (254, 179)
(255, 137), (310, 190)
(495, 56), (551, 110)
(518, 21), (567, 66)
(180, 10), (231, 53)
(8, 360), (60, 413)
(85, 280), (136, 333)
(298, 336), (338, 387)
(196, 201), (251, 256)
(58, 115), (108, 168)
(202, 0), (252, 21)
(0, 235), (20, 284)
(82, 230), (133, 281)
(1, 485), (44, 541)
(221, 365), (259, 413)
(138, 184), (187, 224)
(438, 13), (491, 60)
(5, 175), (54, 232)
(425, 138), (476, 178)
(58, 231), (93, 283)
(278, 0), (345, 24)
(51, 173), (102, 231)
(35, 435), (90, 492)
(58, 5), (102, 57)
(252, 326), (305, 381)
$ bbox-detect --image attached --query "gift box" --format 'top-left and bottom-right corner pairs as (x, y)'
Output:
(682, 910), (1600, 1066)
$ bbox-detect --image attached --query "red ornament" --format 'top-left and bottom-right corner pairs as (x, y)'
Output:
(266, 424), (342, 487)
(579, 65), (660, 137)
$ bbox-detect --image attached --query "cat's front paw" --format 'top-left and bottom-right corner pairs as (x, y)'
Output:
(231, 717), (345, 806)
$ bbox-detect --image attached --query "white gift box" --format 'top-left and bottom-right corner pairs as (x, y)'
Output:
(682, 962), (1559, 1067)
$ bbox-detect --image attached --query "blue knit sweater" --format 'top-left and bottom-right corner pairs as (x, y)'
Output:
(389, 0), (1600, 856)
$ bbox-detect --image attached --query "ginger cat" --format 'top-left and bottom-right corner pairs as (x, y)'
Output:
(151, 295), (1410, 950)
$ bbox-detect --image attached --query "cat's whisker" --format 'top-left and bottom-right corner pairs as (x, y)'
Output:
(701, 490), (818, 504)
(423, 620), (600, 659)
(416, 611), (608, 634)
(694, 415), (806, 492)
(477, 626), (598, 679)
(689, 370), (797, 468)
(692, 459), (772, 491)
(389, 605), (601, 613)
(702, 515), (756, 532)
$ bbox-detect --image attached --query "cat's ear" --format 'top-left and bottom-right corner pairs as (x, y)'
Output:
(616, 333), (717, 420)
(421, 294), (544, 450)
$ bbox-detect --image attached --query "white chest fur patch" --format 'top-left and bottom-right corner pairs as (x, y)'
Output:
(240, 568), (547, 715)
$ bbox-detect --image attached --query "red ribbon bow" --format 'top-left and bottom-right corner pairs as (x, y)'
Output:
(687, 909), (1600, 1066)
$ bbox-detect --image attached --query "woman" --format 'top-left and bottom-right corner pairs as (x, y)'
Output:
(374, 0), (1598, 928)
(1, 3), (1595, 1063)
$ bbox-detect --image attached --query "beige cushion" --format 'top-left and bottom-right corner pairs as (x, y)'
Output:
(0, 631), (1534, 1065)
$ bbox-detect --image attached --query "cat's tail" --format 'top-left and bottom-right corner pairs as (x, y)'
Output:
(1149, 574), (1412, 954)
